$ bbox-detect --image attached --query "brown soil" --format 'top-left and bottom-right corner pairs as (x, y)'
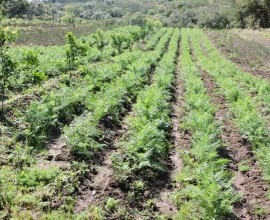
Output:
(206, 31), (270, 82)
(231, 57), (270, 83)
(37, 136), (70, 170)
(199, 69), (270, 220)
(75, 149), (115, 212)
(155, 45), (190, 218)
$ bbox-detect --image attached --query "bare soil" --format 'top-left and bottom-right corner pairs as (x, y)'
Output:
(206, 31), (270, 82)
(155, 46), (190, 218)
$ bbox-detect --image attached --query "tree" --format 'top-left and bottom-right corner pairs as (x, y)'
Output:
(1, 0), (29, 18)
(0, 28), (17, 121)
(234, 0), (270, 27)
(65, 32), (87, 71)
(92, 29), (105, 52)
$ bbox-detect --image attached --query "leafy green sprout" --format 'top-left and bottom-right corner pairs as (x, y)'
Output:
(238, 161), (250, 173)
(106, 197), (118, 211)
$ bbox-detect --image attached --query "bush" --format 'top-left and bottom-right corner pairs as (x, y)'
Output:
(180, 10), (198, 27)
(198, 12), (230, 29)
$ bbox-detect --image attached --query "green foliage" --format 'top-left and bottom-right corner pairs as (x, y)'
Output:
(18, 167), (61, 188)
(64, 115), (104, 158)
(110, 33), (125, 54)
(65, 32), (87, 70)
(106, 197), (118, 211)
(113, 28), (179, 182)
(30, 68), (47, 86)
(22, 50), (39, 68)
(92, 29), (105, 51)
(190, 28), (270, 182)
(235, 0), (270, 28)
(0, 27), (17, 120)
(64, 28), (172, 159)
(0, 166), (17, 212)
(172, 29), (239, 219)
(25, 85), (86, 146)
(19, 50), (48, 86)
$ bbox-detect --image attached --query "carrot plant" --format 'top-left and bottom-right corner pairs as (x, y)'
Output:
(112, 28), (180, 182)
(144, 28), (167, 50)
(64, 28), (174, 159)
(190, 28), (270, 182)
(24, 28), (170, 147)
(172, 29), (238, 219)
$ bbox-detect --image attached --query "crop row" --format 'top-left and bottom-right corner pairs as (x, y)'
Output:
(112, 28), (180, 183)
(24, 28), (172, 147)
(190, 29), (270, 182)
(64, 28), (174, 158)
(172, 29), (238, 219)
(144, 27), (167, 50)
(7, 26), (150, 92)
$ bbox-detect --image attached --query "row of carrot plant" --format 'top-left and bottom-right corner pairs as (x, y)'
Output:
(172, 29), (238, 219)
(3, 26), (149, 95)
(0, 26), (162, 219)
(190, 29), (270, 183)
(24, 28), (172, 147)
(64, 28), (174, 158)
(112, 28), (180, 183)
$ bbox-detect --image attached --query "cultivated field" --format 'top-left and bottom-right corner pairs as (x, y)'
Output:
(1, 26), (270, 219)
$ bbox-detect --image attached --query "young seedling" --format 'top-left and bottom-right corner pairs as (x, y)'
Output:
(238, 161), (250, 173)
(106, 197), (118, 211)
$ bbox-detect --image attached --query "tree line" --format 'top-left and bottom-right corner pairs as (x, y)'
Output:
(1, 0), (270, 28)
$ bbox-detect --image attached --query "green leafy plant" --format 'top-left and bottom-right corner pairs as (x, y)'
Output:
(65, 32), (87, 71)
(111, 33), (125, 54)
(0, 27), (17, 121)
(172, 29), (238, 219)
(92, 29), (105, 52)
(106, 197), (118, 211)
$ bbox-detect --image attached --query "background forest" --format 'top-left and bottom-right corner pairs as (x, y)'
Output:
(1, 0), (270, 29)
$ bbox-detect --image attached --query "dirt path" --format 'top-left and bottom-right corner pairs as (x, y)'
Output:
(155, 43), (188, 218)
(199, 69), (270, 219)
(75, 148), (115, 212)
(36, 135), (71, 171)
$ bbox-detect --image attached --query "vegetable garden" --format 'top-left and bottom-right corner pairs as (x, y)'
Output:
(1, 26), (270, 219)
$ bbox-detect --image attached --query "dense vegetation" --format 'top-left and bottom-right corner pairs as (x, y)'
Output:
(1, 0), (270, 219)
(1, 0), (270, 28)
(1, 21), (270, 218)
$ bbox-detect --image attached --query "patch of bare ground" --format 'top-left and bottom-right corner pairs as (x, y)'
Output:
(199, 68), (270, 220)
(155, 48), (190, 219)
(232, 29), (270, 48)
(35, 135), (71, 171)
(206, 31), (270, 82)
(74, 124), (122, 213)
